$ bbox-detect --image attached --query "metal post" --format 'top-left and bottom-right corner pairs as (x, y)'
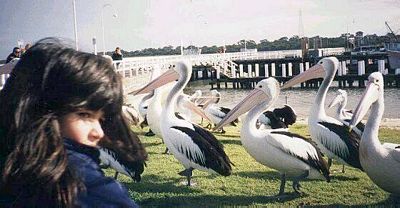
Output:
(72, 0), (78, 50)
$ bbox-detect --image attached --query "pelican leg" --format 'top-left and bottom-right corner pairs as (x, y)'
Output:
(278, 173), (286, 195)
(292, 170), (309, 194)
(178, 167), (194, 186)
(342, 165), (345, 173)
(114, 171), (119, 179)
(163, 147), (170, 154)
(145, 129), (155, 136)
(327, 158), (332, 170)
(221, 128), (226, 134)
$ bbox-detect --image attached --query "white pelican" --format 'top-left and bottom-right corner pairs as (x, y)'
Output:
(175, 93), (211, 123)
(134, 62), (232, 186)
(215, 78), (330, 195)
(122, 104), (140, 126)
(203, 90), (238, 133)
(189, 90), (203, 106)
(328, 89), (365, 137)
(99, 147), (144, 182)
(328, 89), (353, 120)
(349, 72), (400, 196)
(138, 91), (154, 129)
(327, 89), (364, 174)
(282, 57), (363, 172)
(146, 82), (171, 139)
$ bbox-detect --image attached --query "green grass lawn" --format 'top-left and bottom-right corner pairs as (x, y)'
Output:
(105, 124), (400, 207)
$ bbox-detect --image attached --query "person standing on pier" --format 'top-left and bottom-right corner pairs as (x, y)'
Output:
(5, 47), (20, 63)
(112, 47), (123, 68)
(0, 38), (146, 207)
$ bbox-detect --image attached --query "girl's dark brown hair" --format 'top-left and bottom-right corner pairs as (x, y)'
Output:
(0, 38), (147, 207)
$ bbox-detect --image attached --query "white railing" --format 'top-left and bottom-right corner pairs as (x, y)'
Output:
(0, 47), (345, 91)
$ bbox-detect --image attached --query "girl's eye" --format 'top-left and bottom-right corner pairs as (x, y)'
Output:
(77, 112), (91, 118)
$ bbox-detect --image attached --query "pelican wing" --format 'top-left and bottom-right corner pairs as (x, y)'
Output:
(269, 131), (330, 179)
(317, 121), (363, 170)
(273, 106), (297, 126)
(219, 107), (231, 115)
(208, 106), (226, 119)
(171, 125), (232, 176)
(259, 111), (287, 129)
(99, 148), (145, 182)
(344, 119), (365, 133)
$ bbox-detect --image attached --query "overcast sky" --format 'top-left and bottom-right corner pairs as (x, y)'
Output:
(1, 0), (399, 58)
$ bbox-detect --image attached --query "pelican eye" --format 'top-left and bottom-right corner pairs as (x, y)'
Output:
(259, 85), (262, 88)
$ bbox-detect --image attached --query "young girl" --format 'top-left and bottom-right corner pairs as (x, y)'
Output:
(0, 38), (147, 207)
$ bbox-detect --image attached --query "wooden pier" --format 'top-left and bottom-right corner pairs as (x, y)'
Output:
(209, 74), (400, 89)
(190, 53), (400, 89)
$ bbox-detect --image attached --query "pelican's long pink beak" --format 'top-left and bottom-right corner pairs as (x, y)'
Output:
(349, 81), (379, 130)
(183, 100), (212, 122)
(214, 88), (268, 130)
(281, 64), (325, 89)
(132, 69), (179, 95)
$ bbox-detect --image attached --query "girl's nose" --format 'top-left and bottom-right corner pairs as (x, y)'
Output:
(90, 121), (104, 139)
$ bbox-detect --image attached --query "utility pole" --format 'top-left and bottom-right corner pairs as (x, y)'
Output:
(72, 0), (78, 50)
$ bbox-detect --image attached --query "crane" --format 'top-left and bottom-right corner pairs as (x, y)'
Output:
(385, 21), (399, 41)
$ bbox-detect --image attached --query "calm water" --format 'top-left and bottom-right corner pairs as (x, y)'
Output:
(183, 80), (400, 119)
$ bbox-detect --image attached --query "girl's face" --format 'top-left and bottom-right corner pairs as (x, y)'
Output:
(60, 109), (105, 147)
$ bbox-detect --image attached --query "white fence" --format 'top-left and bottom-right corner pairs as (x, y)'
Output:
(1, 47), (345, 91)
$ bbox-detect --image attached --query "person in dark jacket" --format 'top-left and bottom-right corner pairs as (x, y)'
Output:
(0, 38), (147, 207)
(5, 47), (20, 63)
(112, 47), (123, 69)
(112, 47), (123, 61)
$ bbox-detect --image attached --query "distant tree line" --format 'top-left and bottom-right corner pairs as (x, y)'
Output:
(115, 32), (399, 58)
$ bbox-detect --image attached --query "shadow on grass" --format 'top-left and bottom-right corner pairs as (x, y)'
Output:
(330, 175), (360, 182)
(219, 139), (242, 146)
(234, 171), (330, 183)
(217, 133), (240, 138)
(234, 170), (281, 180)
(124, 174), (202, 195)
(137, 193), (302, 207)
(143, 141), (163, 148)
(304, 195), (400, 207)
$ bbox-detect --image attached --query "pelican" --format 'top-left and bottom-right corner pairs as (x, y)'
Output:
(138, 91), (154, 130)
(328, 89), (353, 120)
(257, 110), (287, 129)
(203, 90), (238, 133)
(349, 72), (400, 196)
(282, 57), (363, 172)
(328, 89), (365, 137)
(134, 62), (232, 186)
(122, 104), (140, 126)
(189, 90), (203, 106)
(215, 78), (330, 195)
(258, 105), (297, 130)
(146, 83), (171, 139)
(99, 148), (144, 182)
(273, 105), (297, 127)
